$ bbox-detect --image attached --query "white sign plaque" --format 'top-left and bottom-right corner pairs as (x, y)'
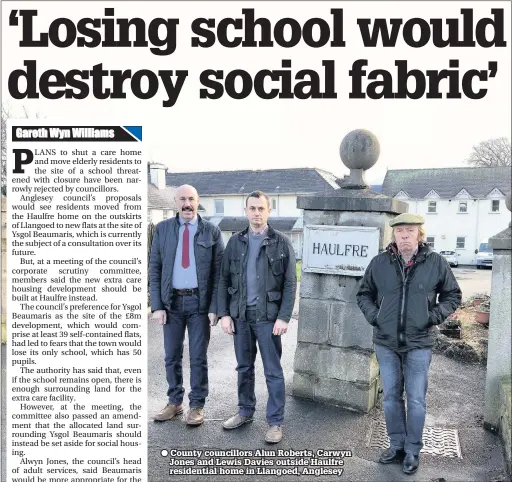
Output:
(302, 225), (380, 276)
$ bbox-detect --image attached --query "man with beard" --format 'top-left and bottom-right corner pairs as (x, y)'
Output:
(356, 213), (461, 475)
(150, 184), (224, 426)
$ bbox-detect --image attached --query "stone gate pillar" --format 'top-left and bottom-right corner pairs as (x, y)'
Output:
(484, 193), (511, 432)
(292, 129), (408, 412)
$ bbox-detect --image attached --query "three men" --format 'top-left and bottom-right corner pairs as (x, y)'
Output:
(217, 191), (297, 443)
(356, 213), (462, 475)
(150, 184), (224, 426)
(149, 184), (461, 469)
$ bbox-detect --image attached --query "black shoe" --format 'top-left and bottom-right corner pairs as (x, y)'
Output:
(378, 447), (405, 464)
(403, 453), (420, 475)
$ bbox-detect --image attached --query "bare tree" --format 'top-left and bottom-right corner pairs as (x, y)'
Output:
(1, 105), (41, 195)
(1, 106), (9, 196)
(466, 137), (511, 167)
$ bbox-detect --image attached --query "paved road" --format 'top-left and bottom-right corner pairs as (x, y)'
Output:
(148, 304), (507, 482)
(0, 265), (500, 482)
(451, 265), (492, 300)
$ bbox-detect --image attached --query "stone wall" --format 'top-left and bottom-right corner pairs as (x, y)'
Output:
(293, 210), (396, 412)
(484, 193), (511, 475)
(499, 375), (511, 475)
(484, 227), (511, 429)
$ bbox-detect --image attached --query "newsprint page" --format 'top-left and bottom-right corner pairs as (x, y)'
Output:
(1, 2), (511, 482)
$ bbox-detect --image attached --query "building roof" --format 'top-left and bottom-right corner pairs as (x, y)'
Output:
(148, 184), (177, 210)
(165, 168), (339, 196)
(381, 167), (512, 199)
(204, 216), (299, 232)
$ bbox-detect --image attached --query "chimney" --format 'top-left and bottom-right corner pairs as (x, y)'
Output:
(149, 163), (167, 190)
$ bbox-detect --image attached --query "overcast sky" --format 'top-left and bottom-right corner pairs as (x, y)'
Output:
(2, 1), (510, 184)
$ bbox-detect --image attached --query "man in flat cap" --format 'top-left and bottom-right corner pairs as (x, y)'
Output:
(356, 213), (461, 475)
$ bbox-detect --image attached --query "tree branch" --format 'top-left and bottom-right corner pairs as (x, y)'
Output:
(466, 137), (511, 167)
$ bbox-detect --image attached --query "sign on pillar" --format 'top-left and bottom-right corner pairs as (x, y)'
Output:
(303, 225), (379, 276)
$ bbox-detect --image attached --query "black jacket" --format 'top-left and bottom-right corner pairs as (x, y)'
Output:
(149, 214), (224, 314)
(356, 243), (462, 351)
(217, 225), (297, 323)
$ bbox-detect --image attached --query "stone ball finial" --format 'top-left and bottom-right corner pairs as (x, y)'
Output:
(339, 129), (380, 171)
(506, 192), (511, 212)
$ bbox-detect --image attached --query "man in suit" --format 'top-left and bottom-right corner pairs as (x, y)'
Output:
(150, 184), (224, 425)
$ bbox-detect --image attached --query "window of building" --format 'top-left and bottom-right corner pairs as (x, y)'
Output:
(458, 201), (468, 213)
(214, 199), (224, 215)
(491, 200), (500, 212)
(427, 201), (437, 213)
(271, 198), (277, 210)
(426, 236), (435, 248)
(456, 237), (466, 249)
(163, 210), (169, 220)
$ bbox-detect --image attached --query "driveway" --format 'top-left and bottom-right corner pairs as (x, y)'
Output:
(147, 309), (507, 482)
(0, 264), (500, 482)
(451, 265), (492, 300)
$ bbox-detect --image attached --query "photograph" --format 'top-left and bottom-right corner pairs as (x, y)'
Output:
(1, 2), (511, 481)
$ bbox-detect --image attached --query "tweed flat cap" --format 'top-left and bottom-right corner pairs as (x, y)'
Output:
(389, 213), (425, 227)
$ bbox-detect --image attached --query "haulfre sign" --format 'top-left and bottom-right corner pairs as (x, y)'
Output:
(302, 225), (379, 276)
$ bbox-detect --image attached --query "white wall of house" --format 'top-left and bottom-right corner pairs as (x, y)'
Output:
(198, 194), (304, 256)
(401, 194), (509, 265)
(199, 196), (245, 216)
(269, 195), (302, 217)
(198, 197), (214, 215)
(199, 194), (302, 217)
(221, 231), (235, 246)
(149, 164), (167, 189)
(150, 209), (174, 225)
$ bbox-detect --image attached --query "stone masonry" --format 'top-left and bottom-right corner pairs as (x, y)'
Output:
(292, 130), (407, 412)
(484, 192), (511, 472)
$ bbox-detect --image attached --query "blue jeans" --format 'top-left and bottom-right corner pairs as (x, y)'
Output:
(233, 309), (285, 425)
(374, 344), (432, 456)
(163, 294), (210, 408)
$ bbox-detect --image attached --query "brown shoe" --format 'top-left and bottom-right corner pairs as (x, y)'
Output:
(186, 408), (204, 426)
(153, 403), (183, 422)
(265, 425), (283, 443)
